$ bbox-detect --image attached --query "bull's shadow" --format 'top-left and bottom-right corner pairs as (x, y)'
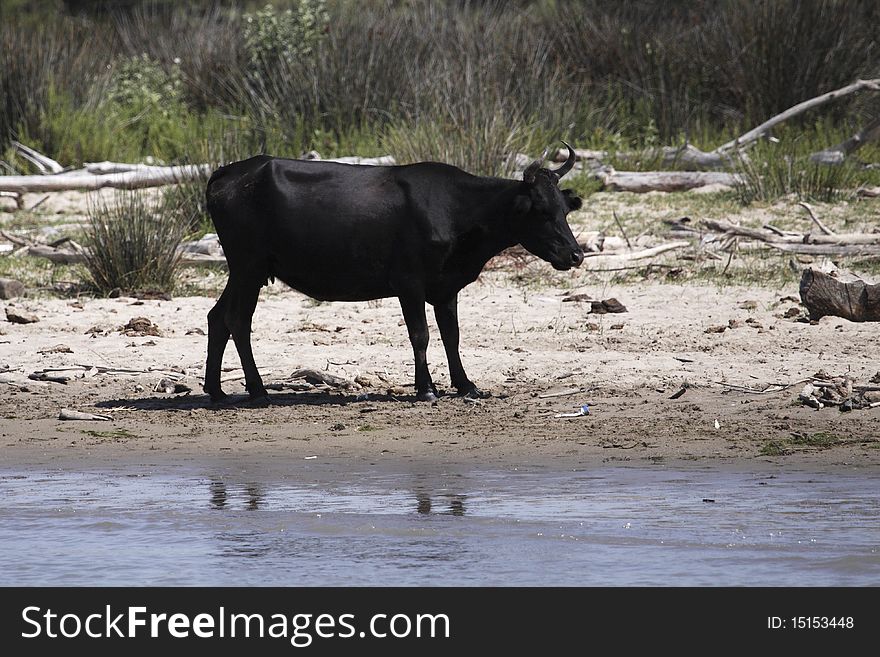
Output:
(95, 390), (425, 412)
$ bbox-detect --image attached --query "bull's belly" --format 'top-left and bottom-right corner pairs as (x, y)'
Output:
(274, 269), (396, 302)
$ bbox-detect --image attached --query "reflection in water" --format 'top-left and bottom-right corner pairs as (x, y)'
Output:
(209, 481), (227, 509)
(400, 490), (467, 516)
(209, 480), (264, 511)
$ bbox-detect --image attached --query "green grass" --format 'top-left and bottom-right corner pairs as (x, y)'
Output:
(82, 429), (139, 440)
(761, 432), (845, 456)
(759, 441), (787, 457)
(788, 431), (841, 448)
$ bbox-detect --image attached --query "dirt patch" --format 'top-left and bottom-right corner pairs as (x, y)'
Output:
(2, 276), (878, 469)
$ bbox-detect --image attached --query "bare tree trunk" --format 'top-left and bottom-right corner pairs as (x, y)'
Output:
(800, 268), (880, 322)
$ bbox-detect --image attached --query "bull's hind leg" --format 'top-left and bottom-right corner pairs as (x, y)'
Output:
(224, 275), (269, 402)
(204, 286), (232, 402)
(434, 295), (489, 399)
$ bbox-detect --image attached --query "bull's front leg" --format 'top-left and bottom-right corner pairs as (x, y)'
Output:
(434, 295), (490, 400)
(398, 293), (438, 402)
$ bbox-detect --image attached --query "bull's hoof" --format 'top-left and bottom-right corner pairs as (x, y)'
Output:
(248, 388), (272, 407)
(417, 391), (439, 403)
(206, 389), (229, 404)
(461, 387), (490, 400)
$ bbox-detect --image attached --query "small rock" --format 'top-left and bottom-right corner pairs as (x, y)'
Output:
(354, 374), (375, 388)
(186, 327), (205, 335)
(783, 307), (801, 318)
(738, 300), (758, 310)
(704, 325), (727, 334)
(727, 318), (744, 329)
(5, 308), (38, 324)
(155, 378), (177, 394)
(0, 278), (25, 300)
(602, 298), (628, 313)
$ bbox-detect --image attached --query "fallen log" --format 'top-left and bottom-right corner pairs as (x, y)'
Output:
(799, 268), (880, 321)
(0, 164), (212, 194)
(768, 243), (880, 256)
(26, 246), (227, 268)
(599, 171), (741, 192)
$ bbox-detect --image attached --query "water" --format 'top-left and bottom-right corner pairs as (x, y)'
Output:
(1, 462), (878, 586)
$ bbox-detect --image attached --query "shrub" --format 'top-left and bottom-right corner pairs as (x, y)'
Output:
(733, 140), (861, 204)
(242, 2), (329, 84)
(83, 190), (186, 295)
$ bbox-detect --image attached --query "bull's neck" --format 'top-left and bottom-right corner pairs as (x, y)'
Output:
(462, 176), (522, 262)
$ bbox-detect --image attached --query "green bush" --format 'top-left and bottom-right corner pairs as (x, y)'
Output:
(243, 2), (328, 83)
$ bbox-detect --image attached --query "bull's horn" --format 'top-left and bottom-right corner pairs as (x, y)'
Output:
(550, 141), (576, 179)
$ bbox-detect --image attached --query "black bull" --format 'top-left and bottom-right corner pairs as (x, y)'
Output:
(204, 143), (584, 403)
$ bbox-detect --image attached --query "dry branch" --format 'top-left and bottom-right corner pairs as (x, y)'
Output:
(552, 78), (880, 172)
(582, 241), (689, 263)
(797, 202), (835, 235)
(716, 78), (880, 154)
(12, 141), (64, 174)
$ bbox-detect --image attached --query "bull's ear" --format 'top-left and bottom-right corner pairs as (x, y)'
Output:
(512, 193), (532, 216)
(522, 160), (541, 183)
(562, 189), (582, 211)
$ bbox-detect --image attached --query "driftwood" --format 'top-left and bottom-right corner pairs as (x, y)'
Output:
(0, 154), (398, 195)
(599, 171), (741, 192)
(581, 241), (689, 263)
(701, 219), (880, 255)
(767, 243), (880, 256)
(799, 268), (880, 322)
(0, 164), (213, 194)
(552, 78), (880, 172)
(810, 115), (880, 165)
(12, 141), (64, 174)
(58, 408), (112, 421)
(716, 78), (880, 155)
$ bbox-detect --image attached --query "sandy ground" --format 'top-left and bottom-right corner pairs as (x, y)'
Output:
(2, 272), (879, 470)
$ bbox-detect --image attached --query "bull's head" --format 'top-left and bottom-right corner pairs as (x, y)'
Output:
(511, 141), (584, 271)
